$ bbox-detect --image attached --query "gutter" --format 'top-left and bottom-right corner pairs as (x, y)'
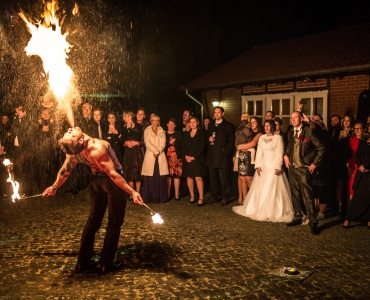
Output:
(185, 89), (203, 128)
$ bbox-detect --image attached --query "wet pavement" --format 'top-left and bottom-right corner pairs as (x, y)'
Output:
(0, 187), (369, 299)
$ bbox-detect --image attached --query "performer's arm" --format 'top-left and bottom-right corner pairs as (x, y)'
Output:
(107, 144), (122, 170)
(42, 155), (77, 196)
(94, 147), (143, 205)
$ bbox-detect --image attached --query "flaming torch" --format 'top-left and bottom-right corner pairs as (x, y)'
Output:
(19, 0), (77, 127)
(138, 201), (164, 224)
(3, 159), (21, 202)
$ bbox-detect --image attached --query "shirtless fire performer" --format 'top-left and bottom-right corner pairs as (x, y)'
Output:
(43, 127), (143, 274)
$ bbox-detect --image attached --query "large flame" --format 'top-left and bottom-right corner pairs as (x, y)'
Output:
(19, 0), (76, 126)
(3, 159), (21, 202)
(19, 1), (72, 98)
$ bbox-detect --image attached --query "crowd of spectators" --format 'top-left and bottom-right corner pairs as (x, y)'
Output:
(0, 100), (369, 230)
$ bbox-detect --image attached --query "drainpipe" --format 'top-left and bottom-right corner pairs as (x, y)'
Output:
(185, 89), (204, 128)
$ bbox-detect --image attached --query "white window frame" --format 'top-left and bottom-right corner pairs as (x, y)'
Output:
(294, 90), (328, 126)
(241, 95), (266, 120)
(242, 90), (328, 127)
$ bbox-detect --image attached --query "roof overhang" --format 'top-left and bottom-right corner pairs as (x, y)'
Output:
(181, 64), (370, 92)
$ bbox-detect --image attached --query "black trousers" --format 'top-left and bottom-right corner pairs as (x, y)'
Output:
(288, 166), (317, 225)
(77, 174), (127, 267)
(208, 166), (232, 200)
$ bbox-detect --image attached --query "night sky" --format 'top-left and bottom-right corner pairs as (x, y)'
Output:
(213, 0), (368, 62)
(0, 0), (369, 117)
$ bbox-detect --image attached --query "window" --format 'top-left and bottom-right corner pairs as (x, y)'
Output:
(242, 90), (328, 131)
(243, 98), (265, 125)
(295, 91), (328, 126)
(266, 95), (294, 132)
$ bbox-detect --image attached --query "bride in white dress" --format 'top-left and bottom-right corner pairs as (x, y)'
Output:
(232, 120), (294, 222)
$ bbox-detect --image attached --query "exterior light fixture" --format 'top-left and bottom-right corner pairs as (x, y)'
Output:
(212, 101), (219, 107)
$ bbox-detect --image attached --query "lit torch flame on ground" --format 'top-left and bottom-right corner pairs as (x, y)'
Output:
(19, 0), (77, 127)
(3, 159), (21, 202)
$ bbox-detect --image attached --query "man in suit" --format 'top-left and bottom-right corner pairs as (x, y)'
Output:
(284, 111), (325, 235)
(206, 106), (235, 206)
(92, 108), (107, 140)
(77, 103), (96, 137)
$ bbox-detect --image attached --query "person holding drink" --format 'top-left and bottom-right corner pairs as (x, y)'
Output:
(206, 106), (235, 206)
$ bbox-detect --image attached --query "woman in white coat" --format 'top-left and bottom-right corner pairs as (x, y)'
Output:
(141, 115), (169, 203)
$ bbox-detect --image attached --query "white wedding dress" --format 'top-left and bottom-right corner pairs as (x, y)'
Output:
(232, 134), (294, 222)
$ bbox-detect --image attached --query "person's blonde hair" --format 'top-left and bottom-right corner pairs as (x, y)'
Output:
(123, 110), (135, 122)
(150, 114), (160, 123)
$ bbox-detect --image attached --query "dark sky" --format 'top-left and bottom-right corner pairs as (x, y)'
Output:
(1, 0), (369, 116)
(212, 0), (368, 62)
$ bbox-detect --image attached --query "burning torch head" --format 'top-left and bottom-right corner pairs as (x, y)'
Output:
(3, 158), (13, 171)
(59, 127), (84, 155)
(151, 213), (164, 224)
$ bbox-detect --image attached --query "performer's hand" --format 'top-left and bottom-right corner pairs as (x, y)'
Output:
(284, 155), (290, 169)
(307, 164), (316, 174)
(131, 191), (144, 205)
(274, 169), (281, 175)
(359, 165), (369, 173)
(42, 186), (57, 197)
(257, 167), (262, 176)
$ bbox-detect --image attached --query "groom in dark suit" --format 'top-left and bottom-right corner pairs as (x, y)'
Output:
(284, 111), (325, 235)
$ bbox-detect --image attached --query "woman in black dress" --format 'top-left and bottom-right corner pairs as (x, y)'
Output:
(165, 118), (182, 200)
(182, 117), (207, 206)
(122, 111), (143, 193)
(335, 114), (354, 216)
(106, 113), (123, 162)
(342, 137), (370, 229)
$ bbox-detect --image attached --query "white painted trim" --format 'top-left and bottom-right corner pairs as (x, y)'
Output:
(242, 90), (329, 126)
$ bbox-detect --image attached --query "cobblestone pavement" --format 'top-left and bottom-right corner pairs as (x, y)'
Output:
(0, 187), (369, 300)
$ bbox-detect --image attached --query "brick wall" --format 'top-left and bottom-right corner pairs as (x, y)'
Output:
(203, 75), (370, 127)
(330, 75), (369, 117)
(203, 90), (219, 119)
(204, 88), (241, 128)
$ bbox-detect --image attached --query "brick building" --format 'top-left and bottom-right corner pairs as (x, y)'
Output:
(181, 22), (370, 131)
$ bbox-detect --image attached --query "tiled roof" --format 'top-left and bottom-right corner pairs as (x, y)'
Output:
(181, 22), (370, 91)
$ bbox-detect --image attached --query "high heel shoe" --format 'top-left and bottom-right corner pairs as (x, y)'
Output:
(342, 221), (350, 229)
(189, 197), (196, 204)
(197, 199), (205, 206)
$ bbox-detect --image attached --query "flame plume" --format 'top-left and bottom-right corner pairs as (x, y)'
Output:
(19, 0), (77, 126)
